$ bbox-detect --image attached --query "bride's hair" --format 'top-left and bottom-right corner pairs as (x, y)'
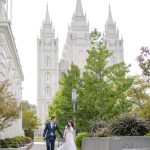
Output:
(67, 120), (75, 129)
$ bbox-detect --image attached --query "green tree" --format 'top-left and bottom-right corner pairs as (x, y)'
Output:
(76, 29), (133, 131)
(135, 102), (150, 120)
(49, 29), (133, 132)
(22, 109), (39, 130)
(21, 100), (31, 110)
(21, 100), (39, 130)
(21, 100), (37, 113)
(48, 64), (80, 130)
(0, 80), (21, 131)
(127, 75), (150, 109)
(130, 47), (150, 120)
(137, 47), (150, 81)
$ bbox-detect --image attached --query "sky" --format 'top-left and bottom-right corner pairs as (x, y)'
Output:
(10, 0), (150, 105)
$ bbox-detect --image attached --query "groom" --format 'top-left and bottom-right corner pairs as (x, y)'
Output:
(43, 116), (63, 150)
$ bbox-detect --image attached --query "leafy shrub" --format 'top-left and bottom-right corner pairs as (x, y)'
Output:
(24, 129), (34, 139)
(75, 132), (91, 150)
(95, 128), (110, 137)
(147, 119), (150, 129)
(145, 132), (150, 136)
(0, 138), (13, 148)
(14, 136), (32, 146)
(0, 136), (32, 148)
(90, 121), (110, 137)
(110, 114), (150, 136)
(9, 137), (22, 148)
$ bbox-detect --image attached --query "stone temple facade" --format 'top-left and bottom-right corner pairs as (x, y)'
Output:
(59, 0), (91, 75)
(37, 5), (59, 129)
(104, 6), (124, 66)
(37, 0), (124, 129)
(0, 0), (24, 139)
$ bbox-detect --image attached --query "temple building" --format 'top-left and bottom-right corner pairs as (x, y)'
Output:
(37, 0), (124, 129)
(0, 0), (24, 139)
(104, 6), (124, 66)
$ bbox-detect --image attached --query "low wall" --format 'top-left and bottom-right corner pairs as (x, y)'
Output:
(0, 143), (33, 150)
(123, 149), (150, 150)
(82, 136), (150, 150)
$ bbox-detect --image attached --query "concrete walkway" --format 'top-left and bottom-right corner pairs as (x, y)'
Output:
(30, 142), (59, 150)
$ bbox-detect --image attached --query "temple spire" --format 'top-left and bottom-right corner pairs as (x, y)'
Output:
(45, 3), (50, 24)
(75, 0), (84, 16)
(0, 0), (7, 21)
(107, 4), (113, 24)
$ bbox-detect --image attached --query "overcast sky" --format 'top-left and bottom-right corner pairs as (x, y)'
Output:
(10, 0), (150, 104)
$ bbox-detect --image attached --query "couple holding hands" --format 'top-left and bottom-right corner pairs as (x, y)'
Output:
(43, 116), (77, 150)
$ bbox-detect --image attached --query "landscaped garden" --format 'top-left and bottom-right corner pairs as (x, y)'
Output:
(75, 114), (150, 150)
(0, 136), (32, 149)
(48, 29), (150, 150)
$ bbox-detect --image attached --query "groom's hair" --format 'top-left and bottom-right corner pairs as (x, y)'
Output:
(51, 116), (57, 120)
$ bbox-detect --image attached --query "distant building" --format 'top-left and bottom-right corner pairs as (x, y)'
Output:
(37, 5), (59, 129)
(0, 0), (24, 139)
(37, 0), (124, 129)
(104, 6), (124, 66)
(37, 0), (91, 129)
(59, 0), (91, 75)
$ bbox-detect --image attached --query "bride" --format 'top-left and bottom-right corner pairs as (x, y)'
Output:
(58, 120), (77, 150)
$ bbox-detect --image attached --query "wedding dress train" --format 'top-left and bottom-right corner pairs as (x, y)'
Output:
(57, 127), (77, 150)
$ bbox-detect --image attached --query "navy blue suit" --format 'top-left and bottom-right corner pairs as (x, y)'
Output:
(43, 122), (63, 150)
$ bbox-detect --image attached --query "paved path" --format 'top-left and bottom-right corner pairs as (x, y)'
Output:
(30, 142), (59, 150)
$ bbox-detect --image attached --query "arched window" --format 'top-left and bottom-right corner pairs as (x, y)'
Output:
(45, 72), (50, 84)
(45, 57), (51, 68)
(45, 87), (51, 97)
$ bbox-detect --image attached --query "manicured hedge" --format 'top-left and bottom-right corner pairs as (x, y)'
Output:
(0, 136), (32, 148)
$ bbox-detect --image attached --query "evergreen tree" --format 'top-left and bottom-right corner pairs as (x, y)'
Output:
(48, 29), (133, 132)
(76, 29), (133, 131)
(48, 64), (80, 130)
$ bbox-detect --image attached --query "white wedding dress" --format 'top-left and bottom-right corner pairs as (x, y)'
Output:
(57, 126), (77, 150)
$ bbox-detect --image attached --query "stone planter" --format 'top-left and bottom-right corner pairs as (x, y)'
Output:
(123, 149), (150, 150)
(0, 143), (33, 150)
(82, 136), (150, 150)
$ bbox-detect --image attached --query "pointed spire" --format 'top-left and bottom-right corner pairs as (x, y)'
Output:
(75, 0), (84, 16)
(45, 3), (50, 24)
(107, 4), (113, 24)
(0, 0), (6, 21)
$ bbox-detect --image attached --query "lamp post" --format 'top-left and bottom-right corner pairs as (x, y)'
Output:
(72, 88), (77, 126)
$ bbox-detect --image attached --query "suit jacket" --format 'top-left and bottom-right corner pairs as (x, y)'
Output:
(43, 122), (63, 140)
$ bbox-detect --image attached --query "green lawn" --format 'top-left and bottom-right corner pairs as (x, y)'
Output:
(34, 137), (44, 142)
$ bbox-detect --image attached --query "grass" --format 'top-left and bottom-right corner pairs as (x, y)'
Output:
(34, 137), (44, 142)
